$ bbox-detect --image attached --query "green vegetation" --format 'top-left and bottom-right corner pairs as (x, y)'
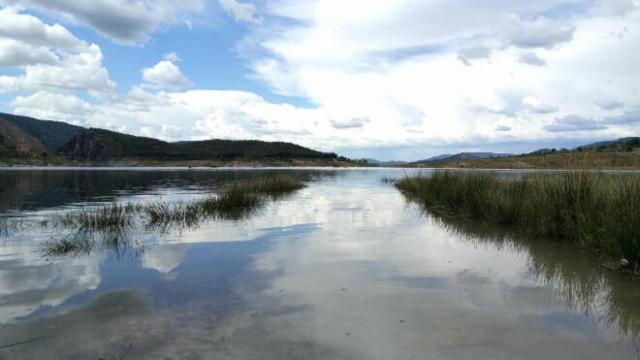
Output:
(411, 138), (640, 170)
(146, 174), (305, 229)
(0, 118), (49, 159)
(0, 113), (83, 150)
(396, 171), (640, 267)
(62, 128), (338, 163)
(48, 203), (142, 231)
(42, 175), (306, 256)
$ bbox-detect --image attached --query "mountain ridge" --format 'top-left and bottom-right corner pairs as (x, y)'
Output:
(0, 113), (340, 164)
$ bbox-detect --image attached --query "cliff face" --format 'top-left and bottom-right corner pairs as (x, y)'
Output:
(61, 130), (110, 162)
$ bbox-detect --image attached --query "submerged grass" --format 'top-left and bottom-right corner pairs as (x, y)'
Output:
(47, 203), (142, 232)
(396, 171), (640, 266)
(43, 174), (306, 254)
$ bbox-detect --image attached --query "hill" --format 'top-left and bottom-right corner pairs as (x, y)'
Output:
(63, 128), (338, 162)
(411, 138), (640, 169)
(0, 113), (83, 150)
(417, 152), (514, 163)
(0, 118), (49, 159)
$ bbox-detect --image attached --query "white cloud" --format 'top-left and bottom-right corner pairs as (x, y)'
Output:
(518, 51), (547, 66)
(13, 91), (93, 124)
(0, 0), (204, 44)
(331, 117), (370, 130)
(522, 97), (558, 114)
(604, 110), (640, 125)
(0, 9), (114, 94)
(458, 47), (492, 66)
(506, 16), (576, 49)
(595, 98), (625, 110)
(544, 114), (608, 132)
(0, 7), (85, 50)
(142, 59), (193, 90)
(218, 0), (261, 24)
(163, 51), (181, 62)
(0, 38), (58, 67)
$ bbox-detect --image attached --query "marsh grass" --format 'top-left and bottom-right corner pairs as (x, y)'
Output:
(43, 174), (306, 254)
(0, 217), (30, 238)
(396, 171), (640, 265)
(228, 174), (306, 197)
(47, 203), (142, 232)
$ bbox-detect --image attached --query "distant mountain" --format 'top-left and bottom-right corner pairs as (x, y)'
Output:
(575, 137), (640, 151)
(0, 118), (49, 158)
(0, 113), (83, 150)
(359, 158), (408, 166)
(417, 152), (514, 164)
(0, 113), (339, 163)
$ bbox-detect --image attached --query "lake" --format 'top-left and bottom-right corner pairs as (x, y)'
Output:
(0, 168), (639, 359)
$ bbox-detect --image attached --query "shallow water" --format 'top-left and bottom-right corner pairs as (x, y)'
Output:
(1, 168), (639, 359)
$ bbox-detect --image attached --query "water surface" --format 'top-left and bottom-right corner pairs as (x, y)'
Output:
(1, 168), (639, 359)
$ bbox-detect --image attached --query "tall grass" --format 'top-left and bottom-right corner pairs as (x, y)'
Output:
(48, 203), (142, 231)
(43, 174), (306, 255)
(396, 171), (640, 265)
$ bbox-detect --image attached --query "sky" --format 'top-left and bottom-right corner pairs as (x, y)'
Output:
(0, 0), (638, 161)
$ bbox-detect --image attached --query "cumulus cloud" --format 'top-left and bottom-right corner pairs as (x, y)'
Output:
(0, 7), (85, 50)
(0, 8), (114, 94)
(0, 38), (58, 66)
(458, 47), (492, 66)
(331, 117), (370, 129)
(604, 110), (640, 124)
(495, 125), (512, 132)
(142, 59), (192, 90)
(595, 98), (625, 110)
(0, 0), (204, 44)
(507, 16), (576, 49)
(544, 115), (608, 132)
(522, 97), (558, 114)
(218, 0), (261, 24)
(13, 91), (93, 124)
(518, 51), (547, 66)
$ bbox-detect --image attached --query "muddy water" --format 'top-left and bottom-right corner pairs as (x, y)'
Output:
(0, 168), (639, 359)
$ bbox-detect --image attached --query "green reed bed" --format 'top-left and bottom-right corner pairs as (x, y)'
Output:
(229, 174), (306, 197)
(395, 171), (640, 266)
(43, 175), (306, 255)
(46, 203), (143, 232)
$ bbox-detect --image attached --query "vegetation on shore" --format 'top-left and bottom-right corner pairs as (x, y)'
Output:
(395, 171), (640, 268)
(410, 142), (640, 170)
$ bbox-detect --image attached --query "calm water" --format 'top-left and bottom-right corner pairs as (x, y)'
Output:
(1, 168), (639, 359)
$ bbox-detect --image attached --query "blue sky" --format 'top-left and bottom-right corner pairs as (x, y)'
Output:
(0, 0), (639, 160)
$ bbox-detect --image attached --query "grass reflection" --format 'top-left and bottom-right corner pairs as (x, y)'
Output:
(411, 204), (640, 339)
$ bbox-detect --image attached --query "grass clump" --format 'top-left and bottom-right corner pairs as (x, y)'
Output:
(41, 174), (307, 254)
(396, 171), (640, 266)
(49, 203), (142, 231)
(229, 174), (306, 197)
(146, 174), (304, 229)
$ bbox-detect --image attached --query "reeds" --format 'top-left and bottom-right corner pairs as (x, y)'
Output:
(47, 203), (142, 231)
(396, 171), (640, 265)
(42, 175), (306, 255)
